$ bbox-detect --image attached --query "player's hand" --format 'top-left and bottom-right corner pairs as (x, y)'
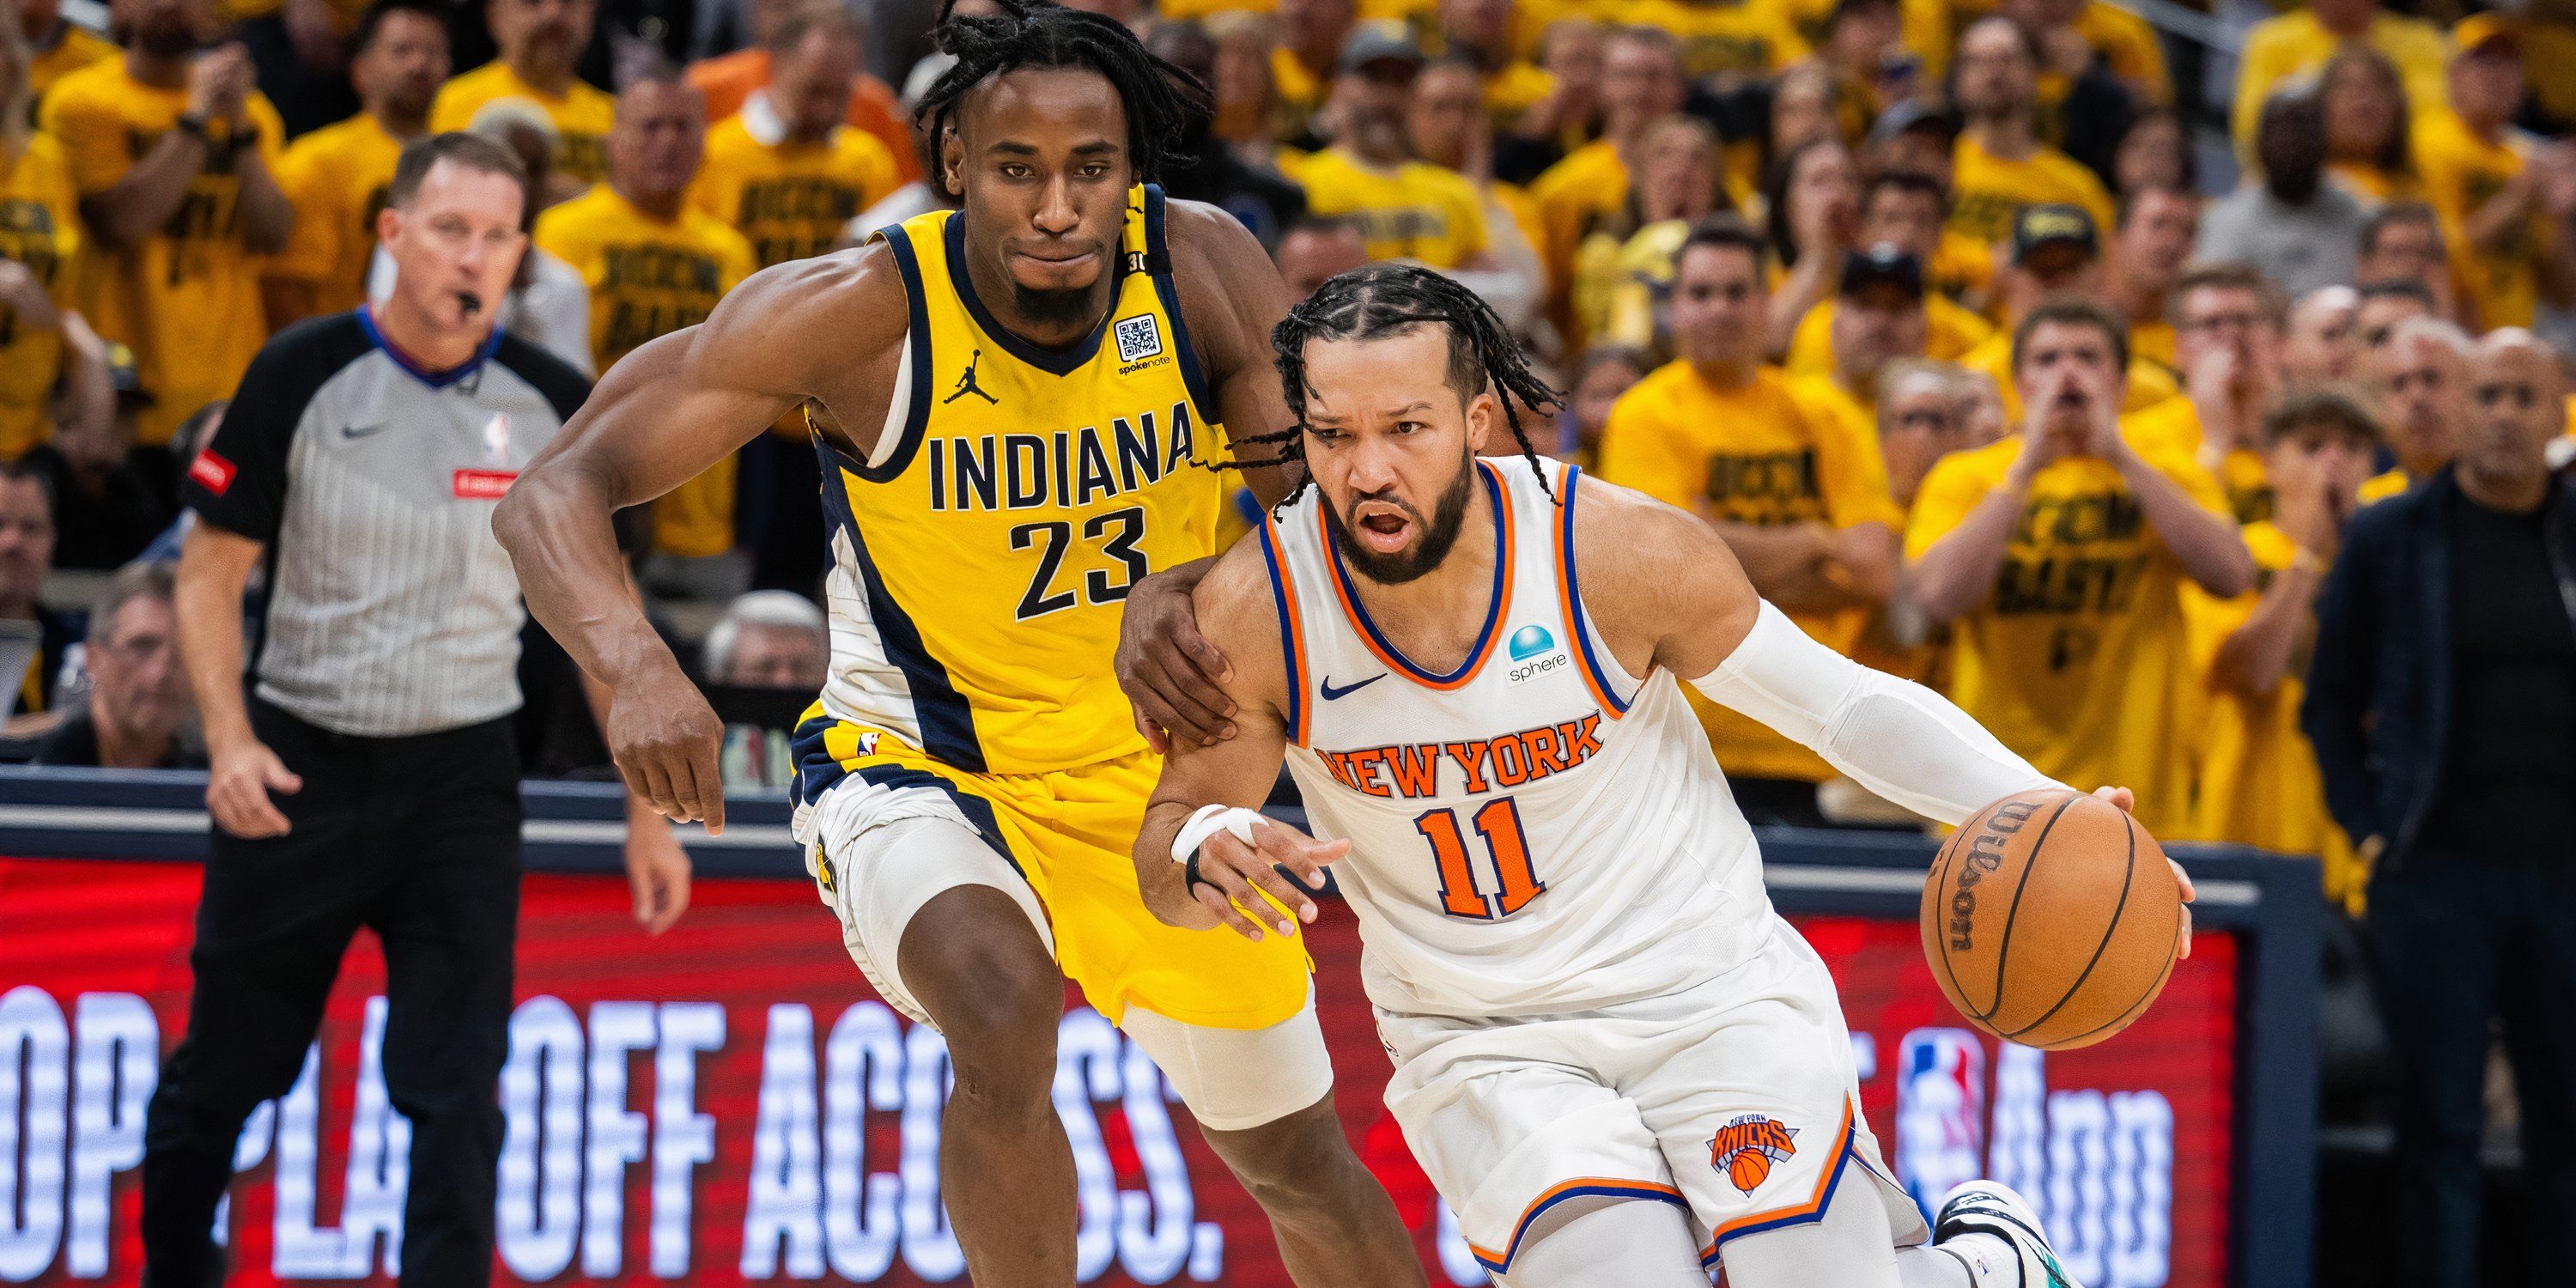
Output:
(206, 737), (301, 839)
(622, 805), (693, 935)
(2093, 785), (2195, 959)
(605, 656), (728, 834)
(1188, 817), (1349, 941)
(1117, 568), (1236, 753)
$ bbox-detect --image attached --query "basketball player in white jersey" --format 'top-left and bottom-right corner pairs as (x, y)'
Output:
(1127, 263), (2196, 1287)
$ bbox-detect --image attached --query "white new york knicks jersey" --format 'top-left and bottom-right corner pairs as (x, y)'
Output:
(1262, 455), (1774, 1018)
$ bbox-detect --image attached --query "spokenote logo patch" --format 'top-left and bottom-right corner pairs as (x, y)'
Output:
(1115, 314), (1164, 364)
(1505, 625), (1570, 686)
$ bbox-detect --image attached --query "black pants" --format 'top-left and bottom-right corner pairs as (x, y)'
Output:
(2366, 858), (2576, 1288)
(139, 701), (522, 1288)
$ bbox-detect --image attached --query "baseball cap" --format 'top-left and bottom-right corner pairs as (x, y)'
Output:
(2010, 204), (2099, 263)
(1867, 99), (1956, 149)
(2455, 13), (2519, 58)
(1840, 243), (1925, 299)
(1338, 21), (1425, 76)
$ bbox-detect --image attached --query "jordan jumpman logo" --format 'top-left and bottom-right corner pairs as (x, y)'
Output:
(945, 349), (999, 404)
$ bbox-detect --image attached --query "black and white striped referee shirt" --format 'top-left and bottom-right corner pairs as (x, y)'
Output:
(182, 308), (590, 738)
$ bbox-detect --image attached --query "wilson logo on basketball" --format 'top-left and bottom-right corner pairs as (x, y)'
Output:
(1709, 1114), (1799, 1194)
(1947, 798), (2041, 951)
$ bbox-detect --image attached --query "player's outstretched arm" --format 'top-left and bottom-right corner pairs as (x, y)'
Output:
(1581, 478), (2065, 828)
(1133, 544), (1347, 939)
(495, 253), (899, 830)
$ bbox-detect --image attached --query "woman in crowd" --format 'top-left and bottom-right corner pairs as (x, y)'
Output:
(2319, 46), (2417, 202)
(1571, 113), (1732, 352)
(2112, 104), (2195, 197)
(1763, 135), (1862, 355)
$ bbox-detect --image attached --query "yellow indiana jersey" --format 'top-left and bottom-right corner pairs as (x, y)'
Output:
(27, 24), (115, 119)
(42, 62), (283, 447)
(1947, 134), (2115, 250)
(267, 112), (406, 317)
(534, 184), (758, 557)
(1904, 425), (2229, 837)
(2415, 111), (2548, 331)
(2179, 521), (2361, 912)
(1595, 361), (1902, 782)
(802, 185), (1234, 777)
(691, 115), (901, 270)
(1283, 148), (1489, 268)
(431, 63), (615, 186)
(0, 135), (79, 459)
(1783, 293), (1993, 380)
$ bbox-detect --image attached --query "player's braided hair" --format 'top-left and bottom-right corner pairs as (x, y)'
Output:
(1241, 263), (1564, 504)
(914, 0), (1210, 198)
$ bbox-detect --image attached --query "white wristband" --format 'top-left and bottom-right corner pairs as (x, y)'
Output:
(1171, 804), (1266, 865)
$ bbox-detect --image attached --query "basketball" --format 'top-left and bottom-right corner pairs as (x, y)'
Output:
(1921, 788), (2185, 1051)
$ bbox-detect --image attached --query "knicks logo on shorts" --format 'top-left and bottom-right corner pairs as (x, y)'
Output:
(1710, 1115), (1799, 1194)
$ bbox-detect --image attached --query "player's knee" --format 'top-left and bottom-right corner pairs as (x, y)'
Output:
(908, 945), (1062, 1103)
(1212, 1102), (1367, 1217)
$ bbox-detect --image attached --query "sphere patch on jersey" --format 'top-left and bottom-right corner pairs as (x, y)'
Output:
(1507, 625), (1555, 661)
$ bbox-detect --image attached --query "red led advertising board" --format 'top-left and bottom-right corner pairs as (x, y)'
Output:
(0, 858), (2233, 1286)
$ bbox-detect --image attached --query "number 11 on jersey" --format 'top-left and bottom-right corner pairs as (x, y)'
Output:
(1416, 798), (1543, 920)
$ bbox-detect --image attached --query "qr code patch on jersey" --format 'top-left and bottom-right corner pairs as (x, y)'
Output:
(1115, 313), (1163, 362)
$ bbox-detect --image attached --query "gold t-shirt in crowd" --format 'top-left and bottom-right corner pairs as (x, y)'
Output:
(2233, 9), (2449, 157)
(1947, 133), (2115, 249)
(1904, 425), (2229, 836)
(27, 24), (116, 118)
(1616, 0), (1810, 78)
(42, 61), (285, 447)
(2121, 396), (2271, 523)
(1783, 292), (1994, 380)
(2129, 318), (2176, 376)
(1596, 360), (1904, 782)
(2414, 110), (2547, 331)
(268, 112), (406, 318)
(691, 115), (900, 270)
(1929, 231), (1994, 304)
(1282, 148), (1488, 268)
(535, 185), (757, 557)
(431, 62), (615, 186)
(2180, 520), (2361, 911)
(0, 135), (78, 459)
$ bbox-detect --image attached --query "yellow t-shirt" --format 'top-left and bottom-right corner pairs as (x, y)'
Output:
(2118, 396), (2268, 523)
(1595, 360), (1904, 781)
(27, 24), (115, 119)
(2076, 1), (2171, 104)
(2179, 520), (2361, 910)
(2414, 110), (2547, 331)
(2358, 467), (2414, 505)
(0, 135), (78, 459)
(1947, 133), (2116, 249)
(2328, 160), (2422, 204)
(1283, 148), (1489, 268)
(534, 185), (758, 557)
(1482, 62), (1558, 123)
(1783, 292), (1995, 380)
(1616, 0), (1810, 78)
(1903, 427), (2231, 836)
(691, 116), (900, 270)
(1959, 331), (2178, 423)
(431, 62), (616, 187)
(267, 112), (405, 318)
(1929, 231), (1994, 304)
(2233, 9), (2450, 158)
(2130, 318), (2176, 377)
(41, 62), (285, 447)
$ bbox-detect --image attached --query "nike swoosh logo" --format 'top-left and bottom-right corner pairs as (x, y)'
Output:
(1319, 674), (1385, 700)
(340, 422), (390, 440)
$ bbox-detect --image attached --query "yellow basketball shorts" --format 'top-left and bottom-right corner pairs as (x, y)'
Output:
(793, 721), (1314, 1031)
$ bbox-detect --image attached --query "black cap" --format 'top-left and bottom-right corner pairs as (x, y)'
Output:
(1840, 242), (1924, 299)
(2010, 204), (2099, 263)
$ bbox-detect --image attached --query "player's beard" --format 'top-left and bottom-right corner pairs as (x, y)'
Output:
(1013, 279), (1102, 332)
(1324, 453), (1478, 586)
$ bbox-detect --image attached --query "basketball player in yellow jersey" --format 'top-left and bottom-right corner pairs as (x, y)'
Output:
(495, 4), (1424, 1285)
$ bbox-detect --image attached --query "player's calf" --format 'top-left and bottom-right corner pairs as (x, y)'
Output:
(1200, 1096), (1431, 1288)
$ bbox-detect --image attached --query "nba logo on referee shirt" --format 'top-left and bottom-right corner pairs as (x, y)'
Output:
(1115, 314), (1163, 363)
(453, 414), (519, 499)
(482, 413), (513, 465)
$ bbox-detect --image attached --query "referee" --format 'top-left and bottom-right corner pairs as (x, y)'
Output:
(143, 133), (681, 1287)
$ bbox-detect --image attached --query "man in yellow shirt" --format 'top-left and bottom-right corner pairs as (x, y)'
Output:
(1286, 28), (1493, 270)
(536, 73), (757, 568)
(2180, 389), (2374, 908)
(2125, 261), (2289, 524)
(1905, 298), (2254, 835)
(691, 3), (898, 270)
(1529, 25), (1684, 324)
(2412, 20), (2576, 331)
(1781, 171), (1992, 376)
(23, 0), (114, 113)
(1948, 16), (2116, 247)
(264, 0), (448, 328)
(1427, 0), (1553, 120)
(42, 0), (291, 453)
(1595, 216), (1902, 823)
(683, 0), (918, 185)
(1272, 0), (1358, 140)
(2109, 183), (2196, 375)
(431, 0), (614, 187)
(2234, 0), (2447, 159)
(1959, 204), (2178, 419)
(1853, 167), (1996, 312)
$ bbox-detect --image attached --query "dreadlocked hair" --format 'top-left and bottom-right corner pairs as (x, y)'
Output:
(1239, 263), (1563, 505)
(914, 0), (1210, 199)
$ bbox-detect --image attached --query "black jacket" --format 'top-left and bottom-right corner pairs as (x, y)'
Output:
(2300, 469), (2576, 871)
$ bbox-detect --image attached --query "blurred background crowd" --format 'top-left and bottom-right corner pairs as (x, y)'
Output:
(2, 0), (2574, 1275)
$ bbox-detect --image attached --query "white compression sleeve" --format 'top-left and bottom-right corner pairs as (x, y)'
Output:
(1690, 601), (2063, 826)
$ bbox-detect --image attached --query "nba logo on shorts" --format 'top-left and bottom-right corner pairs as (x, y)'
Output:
(1115, 314), (1163, 362)
(1893, 1029), (1987, 1218)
